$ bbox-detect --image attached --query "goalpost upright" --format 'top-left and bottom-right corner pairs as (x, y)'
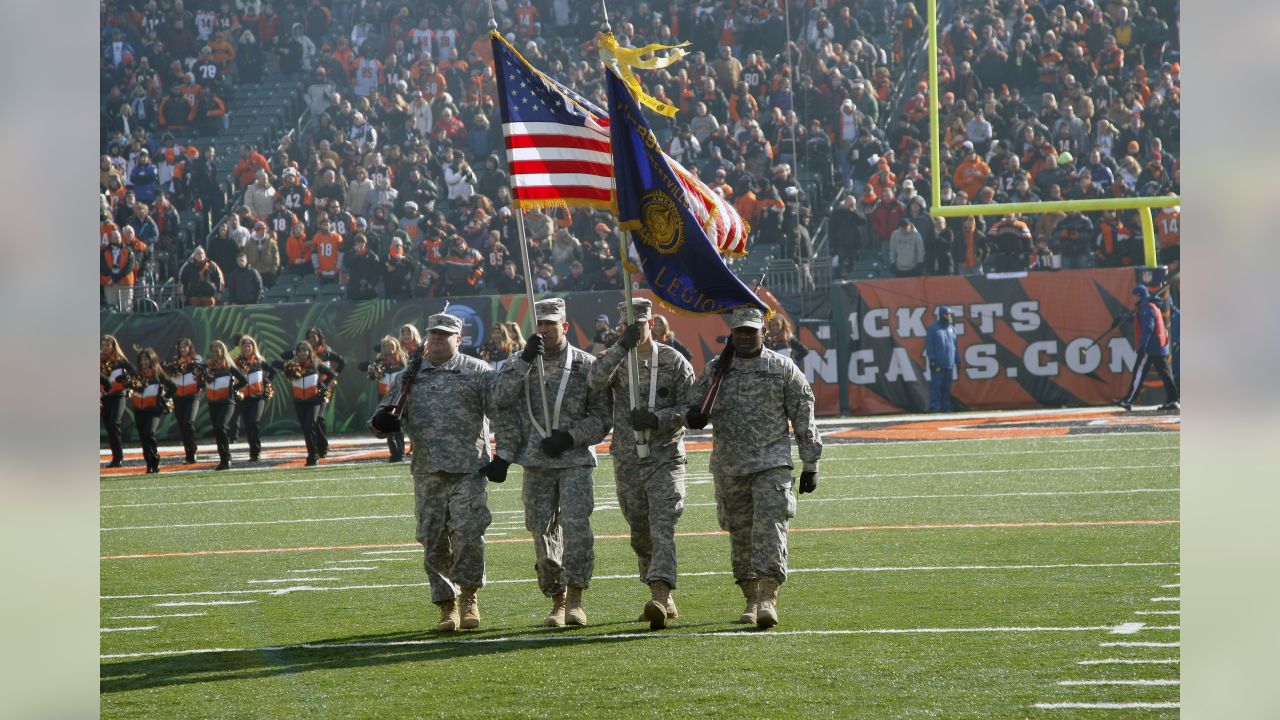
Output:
(925, 0), (1178, 267)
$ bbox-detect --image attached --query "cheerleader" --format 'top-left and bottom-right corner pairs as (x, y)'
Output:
(127, 347), (175, 474)
(360, 336), (408, 462)
(235, 335), (276, 463)
(274, 341), (336, 466)
(398, 323), (421, 358)
(163, 337), (204, 463)
(763, 314), (810, 365)
(285, 327), (345, 458)
(198, 340), (248, 470)
(100, 334), (136, 468)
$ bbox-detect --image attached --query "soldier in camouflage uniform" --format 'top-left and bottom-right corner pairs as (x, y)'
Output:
(492, 298), (612, 627)
(587, 298), (697, 629)
(686, 306), (823, 629)
(379, 313), (497, 633)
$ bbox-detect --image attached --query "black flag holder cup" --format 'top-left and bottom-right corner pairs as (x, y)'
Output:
(368, 302), (450, 438)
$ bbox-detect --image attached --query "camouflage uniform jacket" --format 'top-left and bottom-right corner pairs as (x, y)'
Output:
(587, 340), (696, 464)
(492, 342), (611, 469)
(693, 347), (823, 476)
(380, 351), (494, 474)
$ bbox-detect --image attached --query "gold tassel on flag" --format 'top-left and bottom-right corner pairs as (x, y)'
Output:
(598, 31), (688, 117)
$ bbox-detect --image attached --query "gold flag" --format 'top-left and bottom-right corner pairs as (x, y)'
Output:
(598, 31), (689, 117)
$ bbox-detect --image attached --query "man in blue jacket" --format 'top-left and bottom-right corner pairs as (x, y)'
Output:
(1115, 285), (1180, 411)
(925, 306), (960, 412)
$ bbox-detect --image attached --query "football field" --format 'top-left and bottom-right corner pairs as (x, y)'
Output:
(101, 409), (1179, 718)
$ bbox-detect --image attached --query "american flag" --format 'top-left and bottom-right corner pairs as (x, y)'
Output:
(491, 34), (748, 256)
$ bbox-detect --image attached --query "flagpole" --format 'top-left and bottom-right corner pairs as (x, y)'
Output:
(599, 3), (649, 458)
(490, 15), (553, 437)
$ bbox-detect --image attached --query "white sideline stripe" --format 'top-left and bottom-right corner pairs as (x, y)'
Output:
(101, 515), (412, 532)
(835, 447), (1170, 462)
(100, 561), (1175, 601)
(1058, 679), (1179, 686)
(1161, 583), (1180, 588)
(107, 613), (206, 619)
(1135, 611), (1179, 616)
(1035, 702), (1179, 710)
(153, 600), (256, 607)
(100, 626), (158, 633)
(1100, 641), (1179, 647)
(290, 567), (377, 573)
(101, 473), (397, 493)
(685, 488), (1177, 507)
(99, 625), (1116, 660)
(1150, 597), (1180, 602)
(1078, 658), (1179, 666)
(102, 492), (410, 509)
(1110, 622), (1144, 635)
(248, 578), (343, 584)
(361, 549), (424, 555)
(326, 559), (400, 564)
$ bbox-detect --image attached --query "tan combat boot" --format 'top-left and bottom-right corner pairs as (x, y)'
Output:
(737, 579), (759, 624)
(755, 578), (780, 629)
(459, 587), (480, 630)
(565, 586), (588, 625)
(665, 591), (679, 620)
(544, 591), (567, 627)
(643, 580), (673, 630)
(437, 599), (460, 632)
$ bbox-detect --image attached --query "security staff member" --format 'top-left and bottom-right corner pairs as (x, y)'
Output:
(1116, 285), (1180, 412)
(924, 306), (960, 412)
(587, 298), (696, 629)
(492, 298), (611, 627)
(686, 306), (823, 629)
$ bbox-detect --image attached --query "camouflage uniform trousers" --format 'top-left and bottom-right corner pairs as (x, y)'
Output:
(615, 458), (686, 588)
(713, 466), (797, 584)
(414, 470), (493, 605)
(522, 465), (595, 596)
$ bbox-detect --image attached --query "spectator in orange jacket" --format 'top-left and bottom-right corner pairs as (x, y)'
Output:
(101, 230), (137, 313)
(233, 143), (270, 188)
(284, 220), (314, 275)
(951, 141), (991, 199)
(310, 218), (344, 281)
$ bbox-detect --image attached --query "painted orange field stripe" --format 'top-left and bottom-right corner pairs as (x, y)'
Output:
(100, 518), (1178, 561)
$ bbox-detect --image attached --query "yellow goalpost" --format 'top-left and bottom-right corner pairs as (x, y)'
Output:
(926, 0), (1179, 266)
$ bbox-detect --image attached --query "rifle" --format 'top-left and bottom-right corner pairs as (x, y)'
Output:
(368, 301), (449, 437)
(698, 273), (767, 417)
(1083, 270), (1179, 352)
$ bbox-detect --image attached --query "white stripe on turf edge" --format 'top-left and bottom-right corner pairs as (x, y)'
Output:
(1058, 679), (1179, 686)
(1110, 622), (1144, 634)
(1078, 658), (1179, 665)
(1034, 702), (1179, 710)
(101, 492), (411, 509)
(1135, 610), (1180, 615)
(99, 625), (1117, 660)
(248, 578), (343, 584)
(101, 562), (1176, 600)
(107, 613), (206, 619)
(1099, 641), (1179, 647)
(100, 626), (157, 632)
(1150, 597), (1180, 602)
(153, 600), (256, 607)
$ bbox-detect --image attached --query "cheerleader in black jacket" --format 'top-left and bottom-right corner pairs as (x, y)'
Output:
(234, 335), (276, 462)
(127, 347), (175, 474)
(360, 335), (408, 462)
(274, 341), (336, 466)
(100, 334), (136, 468)
(163, 337), (204, 463)
(198, 340), (248, 470)
(281, 327), (345, 458)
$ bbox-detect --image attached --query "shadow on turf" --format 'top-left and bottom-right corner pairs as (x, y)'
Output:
(101, 620), (736, 693)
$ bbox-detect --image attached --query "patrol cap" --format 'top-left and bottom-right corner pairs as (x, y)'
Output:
(727, 306), (765, 330)
(425, 313), (463, 334)
(617, 297), (653, 321)
(535, 298), (566, 322)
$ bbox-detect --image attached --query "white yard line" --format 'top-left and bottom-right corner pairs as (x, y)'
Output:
(1150, 597), (1180, 602)
(1109, 622), (1144, 635)
(1034, 702), (1179, 710)
(102, 492), (411, 509)
(325, 559), (402, 564)
(101, 515), (412, 532)
(290, 567), (377, 573)
(1058, 679), (1178, 686)
(1100, 641), (1179, 648)
(1134, 611), (1179, 616)
(1161, 583), (1180, 588)
(247, 578), (344, 584)
(100, 626), (158, 633)
(101, 561), (1176, 601)
(99, 624), (1117, 660)
(153, 600), (256, 607)
(1078, 658), (1179, 665)
(107, 613), (206, 619)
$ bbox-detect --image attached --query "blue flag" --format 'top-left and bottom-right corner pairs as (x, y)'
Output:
(605, 69), (767, 316)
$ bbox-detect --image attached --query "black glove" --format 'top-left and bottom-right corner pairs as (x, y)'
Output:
(368, 407), (402, 437)
(358, 361), (371, 372)
(799, 471), (818, 494)
(480, 456), (511, 483)
(519, 333), (545, 362)
(630, 407), (659, 431)
(685, 404), (709, 430)
(539, 429), (575, 457)
(929, 362), (941, 373)
(618, 322), (643, 350)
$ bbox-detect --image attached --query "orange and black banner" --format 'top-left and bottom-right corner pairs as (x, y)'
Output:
(833, 267), (1173, 414)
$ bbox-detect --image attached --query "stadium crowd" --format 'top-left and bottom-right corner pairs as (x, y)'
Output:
(100, 0), (1179, 311)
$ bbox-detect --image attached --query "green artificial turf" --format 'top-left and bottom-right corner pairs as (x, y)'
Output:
(101, 431), (1180, 719)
